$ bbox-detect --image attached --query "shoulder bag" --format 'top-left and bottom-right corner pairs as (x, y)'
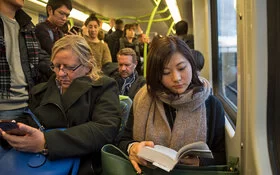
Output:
(101, 144), (239, 175)
(0, 108), (80, 175)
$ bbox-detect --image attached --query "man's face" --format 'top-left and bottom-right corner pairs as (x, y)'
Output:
(2, 0), (24, 10)
(47, 5), (70, 27)
(117, 55), (136, 78)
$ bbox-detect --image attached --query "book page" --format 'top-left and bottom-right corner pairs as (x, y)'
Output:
(152, 145), (177, 160)
(176, 141), (213, 159)
(137, 145), (178, 172)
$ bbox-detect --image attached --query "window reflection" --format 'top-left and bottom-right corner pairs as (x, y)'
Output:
(217, 0), (237, 108)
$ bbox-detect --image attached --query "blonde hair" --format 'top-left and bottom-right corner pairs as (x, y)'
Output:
(51, 35), (101, 80)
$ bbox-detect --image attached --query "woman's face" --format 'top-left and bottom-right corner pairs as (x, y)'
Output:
(87, 20), (99, 39)
(125, 28), (135, 38)
(52, 49), (90, 93)
(161, 52), (192, 95)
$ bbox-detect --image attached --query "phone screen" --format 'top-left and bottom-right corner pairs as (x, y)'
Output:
(0, 120), (18, 131)
(70, 26), (81, 33)
(0, 120), (26, 136)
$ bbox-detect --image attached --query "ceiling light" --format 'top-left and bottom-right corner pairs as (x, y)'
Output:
(27, 0), (46, 7)
(69, 8), (89, 22)
(165, 0), (182, 23)
(101, 23), (111, 31)
(27, 0), (89, 23)
(26, 0), (111, 31)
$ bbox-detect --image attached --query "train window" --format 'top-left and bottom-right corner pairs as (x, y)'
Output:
(211, 0), (237, 123)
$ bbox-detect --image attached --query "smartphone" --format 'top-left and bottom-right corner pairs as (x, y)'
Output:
(69, 26), (81, 33)
(0, 120), (26, 136)
(0, 120), (18, 131)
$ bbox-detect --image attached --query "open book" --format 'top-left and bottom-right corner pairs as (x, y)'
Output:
(137, 141), (213, 172)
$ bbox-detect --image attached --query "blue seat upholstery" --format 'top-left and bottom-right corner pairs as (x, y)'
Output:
(115, 95), (132, 143)
(119, 97), (132, 130)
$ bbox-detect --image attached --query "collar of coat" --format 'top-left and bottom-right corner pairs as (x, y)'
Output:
(31, 75), (104, 111)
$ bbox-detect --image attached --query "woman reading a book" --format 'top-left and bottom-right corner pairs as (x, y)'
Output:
(118, 36), (226, 173)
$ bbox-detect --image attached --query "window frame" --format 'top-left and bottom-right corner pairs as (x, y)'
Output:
(210, 0), (237, 125)
(267, 0), (280, 173)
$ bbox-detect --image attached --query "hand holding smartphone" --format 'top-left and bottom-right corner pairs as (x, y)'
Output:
(0, 120), (26, 136)
(69, 26), (81, 34)
(0, 120), (18, 131)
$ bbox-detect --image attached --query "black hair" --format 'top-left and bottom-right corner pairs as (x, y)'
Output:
(115, 19), (123, 25)
(123, 24), (134, 37)
(46, 0), (72, 16)
(175, 20), (188, 36)
(146, 36), (203, 97)
(115, 19), (124, 30)
(84, 13), (100, 26)
(191, 49), (205, 72)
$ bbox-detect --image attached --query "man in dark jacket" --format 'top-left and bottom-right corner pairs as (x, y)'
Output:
(175, 20), (195, 49)
(35, 0), (72, 55)
(0, 0), (51, 119)
(112, 48), (146, 100)
(105, 19), (124, 62)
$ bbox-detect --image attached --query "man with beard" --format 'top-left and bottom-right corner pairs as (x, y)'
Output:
(113, 48), (146, 100)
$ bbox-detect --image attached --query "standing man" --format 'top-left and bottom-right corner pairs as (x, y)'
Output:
(0, 0), (51, 119)
(105, 19), (124, 62)
(35, 0), (72, 55)
(175, 20), (194, 49)
(112, 48), (146, 100)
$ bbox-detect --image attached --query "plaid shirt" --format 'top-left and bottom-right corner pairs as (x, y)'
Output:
(0, 9), (39, 99)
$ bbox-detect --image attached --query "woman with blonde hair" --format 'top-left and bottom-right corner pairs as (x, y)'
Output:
(0, 35), (121, 174)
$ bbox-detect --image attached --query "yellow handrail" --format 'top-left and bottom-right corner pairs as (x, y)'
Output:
(95, 0), (177, 77)
(143, 0), (162, 77)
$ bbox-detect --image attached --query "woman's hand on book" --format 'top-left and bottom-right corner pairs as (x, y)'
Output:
(129, 141), (154, 174)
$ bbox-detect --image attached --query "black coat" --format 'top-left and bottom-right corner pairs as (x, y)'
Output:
(0, 10), (51, 89)
(28, 75), (121, 174)
(105, 29), (123, 62)
(35, 21), (64, 55)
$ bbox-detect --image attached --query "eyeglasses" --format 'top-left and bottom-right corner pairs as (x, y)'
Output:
(50, 64), (82, 74)
(56, 10), (70, 18)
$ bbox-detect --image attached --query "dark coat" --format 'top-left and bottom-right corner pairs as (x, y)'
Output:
(35, 21), (64, 55)
(112, 72), (146, 100)
(28, 75), (121, 174)
(104, 29), (123, 62)
(0, 9), (51, 89)
(118, 95), (226, 166)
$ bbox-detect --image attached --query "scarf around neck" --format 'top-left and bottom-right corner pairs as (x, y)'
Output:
(133, 78), (211, 151)
(120, 71), (137, 95)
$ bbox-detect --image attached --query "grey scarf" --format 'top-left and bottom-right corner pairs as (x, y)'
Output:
(120, 71), (136, 95)
(133, 78), (211, 151)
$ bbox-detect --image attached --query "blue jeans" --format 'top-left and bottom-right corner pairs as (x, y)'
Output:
(0, 107), (25, 120)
